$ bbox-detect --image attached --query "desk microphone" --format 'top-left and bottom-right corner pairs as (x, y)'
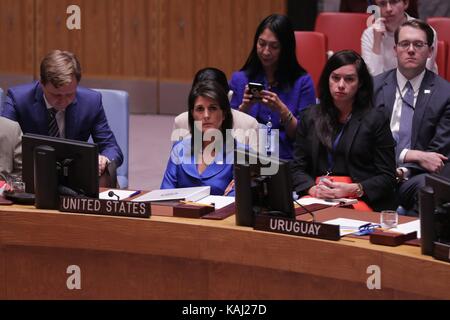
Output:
(294, 199), (316, 222)
(108, 190), (120, 201)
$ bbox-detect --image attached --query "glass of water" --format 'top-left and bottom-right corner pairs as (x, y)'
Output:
(380, 210), (398, 229)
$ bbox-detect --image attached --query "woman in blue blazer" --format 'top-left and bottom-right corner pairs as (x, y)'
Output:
(230, 14), (316, 160)
(161, 80), (238, 196)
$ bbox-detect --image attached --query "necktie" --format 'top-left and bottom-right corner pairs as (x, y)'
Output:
(48, 108), (60, 137)
(396, 81), (414, 161)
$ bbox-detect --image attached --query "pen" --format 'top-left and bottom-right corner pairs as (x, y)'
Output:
(180, 200), (215, 208)
(129, 190), (141, 198)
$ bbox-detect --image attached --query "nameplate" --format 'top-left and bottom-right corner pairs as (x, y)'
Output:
(59, 196), (151, 219)
(433, 241), (450, 263)
(253, 215), (340, 241)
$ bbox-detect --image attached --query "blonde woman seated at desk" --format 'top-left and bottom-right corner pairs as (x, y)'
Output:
(162, 80), (246, 196)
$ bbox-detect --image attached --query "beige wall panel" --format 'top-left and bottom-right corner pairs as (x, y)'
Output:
(0, 0), (34, 74)
(35, 0), (83, 65)
(123, 0), (148, 77)
(82, 0), (110, 75)
(146, 0), (159, 78)
(159, 0), (195, 80)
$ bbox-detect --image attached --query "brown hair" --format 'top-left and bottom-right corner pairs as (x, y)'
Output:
(394, 19), (434, 46)
(40, 50), (82, 87)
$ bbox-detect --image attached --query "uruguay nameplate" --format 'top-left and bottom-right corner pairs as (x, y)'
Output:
(254, 215), (340, 241)
(59, 196), (151, 218)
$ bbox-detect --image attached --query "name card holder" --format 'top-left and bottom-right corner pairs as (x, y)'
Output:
(433, 241), (450, 263)
(369, 230), (417, 246)
(253, 214), (340, 241)
(59, 195), (151, 218)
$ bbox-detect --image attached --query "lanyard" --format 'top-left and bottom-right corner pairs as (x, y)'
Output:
(327, 114), (351, 174)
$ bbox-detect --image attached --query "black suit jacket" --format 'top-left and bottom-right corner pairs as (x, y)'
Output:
(373, 69), (450, 174)
(291, 105), (397, 211)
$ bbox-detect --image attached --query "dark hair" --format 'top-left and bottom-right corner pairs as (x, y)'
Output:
(315, 50), (373, 149)
(394, 19), (434, 46)
(240, 14), (306, 88)
(192, 67), (230, 93)
(188, 80), (233, 146)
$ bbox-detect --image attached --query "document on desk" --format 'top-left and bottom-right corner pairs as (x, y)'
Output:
(196, 195), (235, 209)
(390, 220), (421, 238)
(324, 218), (372, 236)
(296, 197), (357, 206)
(132, 186), (210, 202)
(99, 189), (140, 200)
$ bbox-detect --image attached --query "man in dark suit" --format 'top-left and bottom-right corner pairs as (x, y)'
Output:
(1, 50), (123, 175)
(373, 19), (450, 215)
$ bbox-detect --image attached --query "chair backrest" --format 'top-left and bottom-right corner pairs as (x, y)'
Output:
(0, 87), (4, 114)
(436, 40), (448, 79)
(315, 12), (369, 55)
(93, 89), (129, 189)
(427, 17), (450, 81)
(295, 31), (327, 92)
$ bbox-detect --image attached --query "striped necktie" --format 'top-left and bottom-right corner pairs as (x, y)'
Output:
(48, 108), (60, 137)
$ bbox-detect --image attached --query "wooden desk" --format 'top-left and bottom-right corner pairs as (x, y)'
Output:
(0, 205), (449, 299)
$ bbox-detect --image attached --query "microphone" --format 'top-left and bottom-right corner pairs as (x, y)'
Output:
(108, 190), (120, 201)
(294, 199), (316, 222)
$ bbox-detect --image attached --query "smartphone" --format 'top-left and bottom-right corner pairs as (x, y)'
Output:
(248, 82), (264, 100)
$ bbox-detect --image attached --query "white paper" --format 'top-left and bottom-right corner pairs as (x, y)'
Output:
(196, 195), (235, 209)
(295, 197), (357, 206)
(390, 220), (421, 238)
(131, 186), (210, 202)
(324, 218), (372, 236)
(99, 189), (140, 200)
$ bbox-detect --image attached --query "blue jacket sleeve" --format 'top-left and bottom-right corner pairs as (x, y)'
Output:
(296, 74), (316, 116)
(91, 99), (124, 167)
(229, 71), (248, 110)
(2, 91), (19, 121)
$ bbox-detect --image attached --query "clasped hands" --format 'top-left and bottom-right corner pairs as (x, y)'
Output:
(308, 178), (359, 199)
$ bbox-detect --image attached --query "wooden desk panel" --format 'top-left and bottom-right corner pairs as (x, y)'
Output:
(0, 205), (449, 299)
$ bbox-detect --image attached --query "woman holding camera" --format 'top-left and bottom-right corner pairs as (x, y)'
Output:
(291, 50), (397, 211)
(230, 14), (316, 160)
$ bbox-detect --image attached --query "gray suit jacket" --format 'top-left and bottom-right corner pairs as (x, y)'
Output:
(0, 117), (22, 176)
(373, 69), (450, 173)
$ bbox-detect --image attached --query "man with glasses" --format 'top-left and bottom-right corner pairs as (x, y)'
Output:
(373, 20), (450, 215)
(362, 0), (438, 76)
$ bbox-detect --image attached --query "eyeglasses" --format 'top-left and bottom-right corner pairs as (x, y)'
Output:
(376, 0), (403, 7)
(397, 40), (429, 50)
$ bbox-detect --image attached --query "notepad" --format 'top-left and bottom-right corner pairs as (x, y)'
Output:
(132, 186), (210, 202)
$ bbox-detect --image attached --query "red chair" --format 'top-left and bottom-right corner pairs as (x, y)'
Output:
(436, 40), (448, 79)
(295, 31), (327, 93)
(315, 12), (369, 55)
(428, 17), (450, 81)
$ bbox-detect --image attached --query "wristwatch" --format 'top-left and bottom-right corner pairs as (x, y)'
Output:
(355, 183), (364, 198)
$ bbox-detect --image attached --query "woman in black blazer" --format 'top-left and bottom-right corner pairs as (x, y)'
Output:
(291, 50), (397, 211)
